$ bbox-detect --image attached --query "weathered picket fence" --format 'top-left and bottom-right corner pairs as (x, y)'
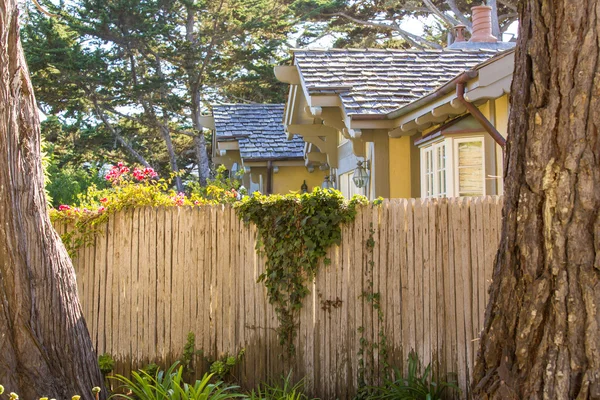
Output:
(56, 196), (503, 399)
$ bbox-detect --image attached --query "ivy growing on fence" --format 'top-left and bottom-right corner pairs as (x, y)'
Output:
(236, 189), (368, 356)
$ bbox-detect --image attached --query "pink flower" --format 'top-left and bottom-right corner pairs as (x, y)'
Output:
(58, 205), (71, 211)
(117, 162), (124, 168)
(98, 206), (106, 213)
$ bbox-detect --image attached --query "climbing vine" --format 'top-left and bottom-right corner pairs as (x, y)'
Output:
(357, 221), (390, 396)
(236, 189), (368, 356)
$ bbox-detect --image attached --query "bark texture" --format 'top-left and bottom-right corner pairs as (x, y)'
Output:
(0, 2), (104, 398)
(472, 1), (600, 399)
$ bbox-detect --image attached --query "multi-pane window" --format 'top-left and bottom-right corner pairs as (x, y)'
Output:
(421, 142), (447, 198)
(420, 136), (485, 198)
(436, 144), (447, 197)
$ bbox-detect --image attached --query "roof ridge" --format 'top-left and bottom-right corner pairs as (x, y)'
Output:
(213, 103), (284, 106)
(291, 47), (499, 54)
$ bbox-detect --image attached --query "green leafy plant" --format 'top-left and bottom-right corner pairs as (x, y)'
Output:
(247, 372), (316, 400)
(99, 353), (116, 375)
(236, 189), (367, 356)
(188, 165), (244, 204)
(180, 332), (203, 379)
(208, 349), (245, 382)
(109, 362), (243, 400)
(364, 352), (458, 400)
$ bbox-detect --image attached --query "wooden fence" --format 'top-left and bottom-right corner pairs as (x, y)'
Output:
(57, 196), (503, 399)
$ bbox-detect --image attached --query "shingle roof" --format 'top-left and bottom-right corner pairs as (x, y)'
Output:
(293, 48), (499, 116)
(212, 104), (305, 160)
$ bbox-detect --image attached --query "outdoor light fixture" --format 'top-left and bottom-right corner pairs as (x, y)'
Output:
(352, 160), (370, 189)
(321, 175), (333, 189)
(230, 162), (241, 178)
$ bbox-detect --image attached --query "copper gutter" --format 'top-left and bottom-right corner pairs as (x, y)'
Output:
(455, 74), (506, 148)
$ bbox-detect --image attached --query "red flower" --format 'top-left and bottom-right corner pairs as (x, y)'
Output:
(58, 205), (71, 211)
(100, 197), (108, 203)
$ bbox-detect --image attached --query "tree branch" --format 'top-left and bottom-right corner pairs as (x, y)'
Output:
(422, 0), (458, 27)
(91, 98), (152, 167)
(444, 0), (472, 29)
(323, 12), (443, 49)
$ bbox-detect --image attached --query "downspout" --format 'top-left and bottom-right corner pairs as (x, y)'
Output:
(266, 160), (273, 194)
(456, 74), (506, 148)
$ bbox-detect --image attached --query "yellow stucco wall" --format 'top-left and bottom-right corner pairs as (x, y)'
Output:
(273, 166), (327, 194)
(495, 94), (509, 136)
(388, 136), (413, 198)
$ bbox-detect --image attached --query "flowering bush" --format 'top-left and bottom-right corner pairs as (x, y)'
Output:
(50, 162), (242, 255)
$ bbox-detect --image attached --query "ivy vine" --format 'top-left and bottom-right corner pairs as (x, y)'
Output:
(236, 189), (368, 356)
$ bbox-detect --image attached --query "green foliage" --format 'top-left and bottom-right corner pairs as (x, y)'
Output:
(144, 364), (161, 378)
(188, 165), (244, 204)
(364, 353), (458, 400)
(292, 0), (517, 49)
(110, 362), (243, 400)
(99, 353), (116, 375)
(208, 349), (245, 382)
(179, 332), (205, 380)
(50, 162), (239, 255)
(236, 189), (367, 355)
(247, 372), (316, 400)
(22, 0), (298, 186)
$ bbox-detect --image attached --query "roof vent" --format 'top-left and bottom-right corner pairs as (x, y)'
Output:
(469, 5), (497, 43)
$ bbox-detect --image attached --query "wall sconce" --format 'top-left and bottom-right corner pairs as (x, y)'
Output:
(352, 160), (370, 189)
(321, 175), (333, 189)
(230, 162), (241, 179)
(273, 166), (279, 174)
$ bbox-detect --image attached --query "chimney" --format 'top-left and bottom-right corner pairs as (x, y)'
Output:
(469, 5), (497, 43)
(454, 25), (467, 43)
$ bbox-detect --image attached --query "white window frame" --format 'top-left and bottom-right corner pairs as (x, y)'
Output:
(419, 135), (487, 198)
(420, 140), (447, 198)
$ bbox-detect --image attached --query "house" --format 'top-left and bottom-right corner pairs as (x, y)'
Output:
(387, 48), (514, 198)
(275, 5), (515, 200)
(207, 103), (327, 194)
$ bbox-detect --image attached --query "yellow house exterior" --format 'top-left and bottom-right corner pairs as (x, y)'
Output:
(275, 47), (514, 200)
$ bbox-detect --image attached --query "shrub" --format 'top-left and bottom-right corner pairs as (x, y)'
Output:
(247, 372), (316, 400)
(109, 362), (243, 400)
(364, 352), (458, 400)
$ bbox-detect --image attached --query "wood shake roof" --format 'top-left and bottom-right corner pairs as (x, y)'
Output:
(212, 104), (305, 160)
(293, 48), (499, 116)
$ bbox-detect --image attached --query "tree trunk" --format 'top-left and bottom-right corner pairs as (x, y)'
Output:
(472, 1), (600, 399)
(185, 7), (212, 186)
(159, 122), (184, 192)
(190, 90), (212, 186)
(0, 2), (104, 398)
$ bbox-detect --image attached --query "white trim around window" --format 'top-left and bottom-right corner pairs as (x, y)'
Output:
(419, 135), (486, 198)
